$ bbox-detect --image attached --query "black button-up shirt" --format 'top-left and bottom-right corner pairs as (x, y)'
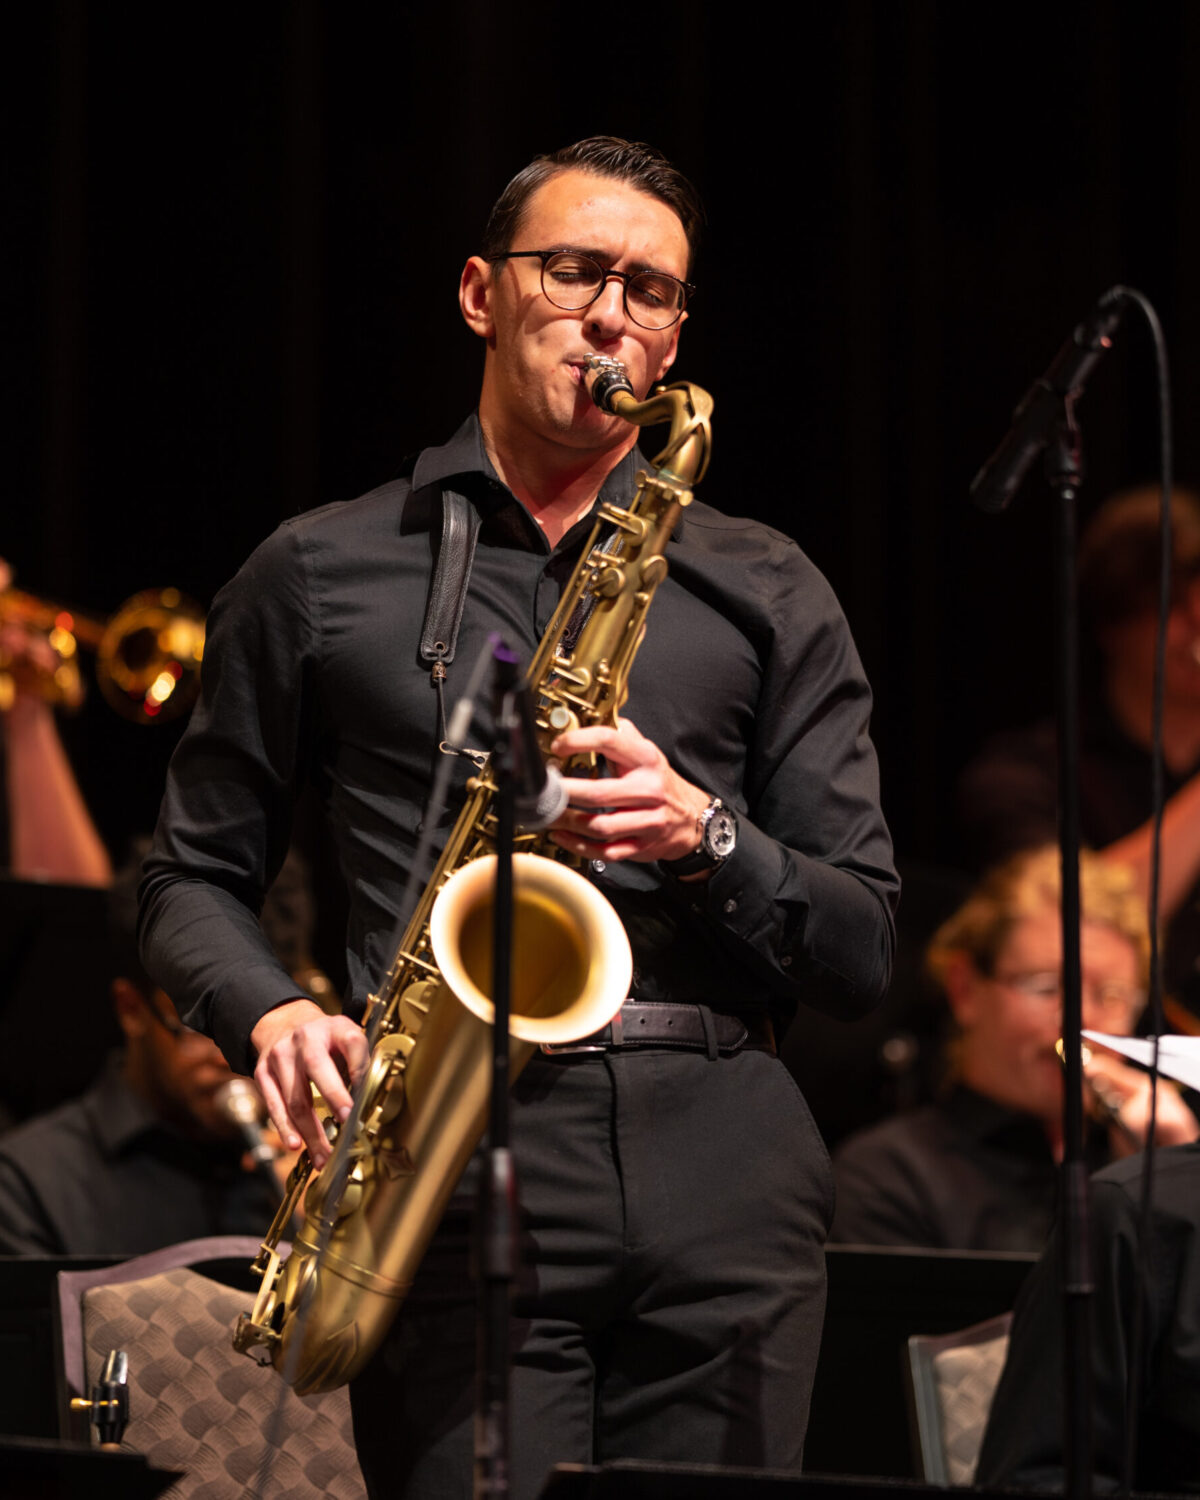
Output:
(140, 415), (898, 1077)
(831, 1083), (1112, 1252)
(0, 1054), (278, 1255)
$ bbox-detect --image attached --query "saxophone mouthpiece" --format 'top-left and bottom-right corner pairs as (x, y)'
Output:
(583, 354), (635, 413)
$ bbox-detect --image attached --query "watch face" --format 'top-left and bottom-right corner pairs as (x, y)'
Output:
(705, 807), (738, 860)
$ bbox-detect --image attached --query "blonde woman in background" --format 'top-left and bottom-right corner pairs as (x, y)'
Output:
(831, 845), (1198, 1250)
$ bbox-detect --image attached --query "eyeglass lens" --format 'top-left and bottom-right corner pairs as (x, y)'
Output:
(540, 252), (685, 329)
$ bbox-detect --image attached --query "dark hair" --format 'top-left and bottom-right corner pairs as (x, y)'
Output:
(480, 136), (704, 276)
(1079, 484), (1200, 634)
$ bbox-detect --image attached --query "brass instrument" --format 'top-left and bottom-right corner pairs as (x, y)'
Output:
(1057, 1036), (1139, 1148)
(233, 357), (714, 1395)
(0, 585), (205, 723)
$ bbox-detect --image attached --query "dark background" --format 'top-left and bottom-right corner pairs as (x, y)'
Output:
(6, 0), (1200, 924)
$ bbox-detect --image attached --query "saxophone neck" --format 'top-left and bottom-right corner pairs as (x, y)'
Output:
(583, 356), (713, 487)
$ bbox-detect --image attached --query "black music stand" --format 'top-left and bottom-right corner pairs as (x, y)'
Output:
(0, 1436), (179, 1500)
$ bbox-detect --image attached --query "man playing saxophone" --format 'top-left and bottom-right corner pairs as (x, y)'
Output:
(140, 136), (898, 1497)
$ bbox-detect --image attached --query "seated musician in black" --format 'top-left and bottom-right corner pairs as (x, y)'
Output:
(0, 856), (286, 1255)
(832, 846), (1198, 1251)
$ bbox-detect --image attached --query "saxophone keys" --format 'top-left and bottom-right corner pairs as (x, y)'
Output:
(398, 979), (438, 1034)
(306, 1159), (366, 1221)
(593, 564), (624, 598)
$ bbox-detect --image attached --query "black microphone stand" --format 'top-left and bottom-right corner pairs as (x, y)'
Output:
(474, 649), (522, 1500)
(1044, 405), (1093, 1500)
(971, 295), (1133, 1500)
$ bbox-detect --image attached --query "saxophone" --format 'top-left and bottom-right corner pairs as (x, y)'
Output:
(233, 357), (714, 1395)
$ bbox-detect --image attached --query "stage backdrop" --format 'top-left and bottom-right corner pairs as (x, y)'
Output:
(7, 0), (1200, 893)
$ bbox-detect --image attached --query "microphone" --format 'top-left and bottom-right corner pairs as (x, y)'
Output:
(492, 640), (569, 831)
(215, 1077), (278, 1177)
(970, 288), (1129, 513)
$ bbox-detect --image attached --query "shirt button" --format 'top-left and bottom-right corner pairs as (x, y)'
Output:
(591, 859), (606, 874)
(723, 898), (738, 915)
(781, 955), (793, 968)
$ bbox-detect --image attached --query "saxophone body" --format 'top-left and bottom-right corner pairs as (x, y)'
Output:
(233, 360), (714, 1395)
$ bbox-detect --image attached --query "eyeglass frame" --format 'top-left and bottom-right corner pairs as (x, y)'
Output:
(987, 967), (1147, 1014)
(488, 249), (695, 330)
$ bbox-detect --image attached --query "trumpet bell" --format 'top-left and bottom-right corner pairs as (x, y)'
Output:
(97, 588), (205, 724)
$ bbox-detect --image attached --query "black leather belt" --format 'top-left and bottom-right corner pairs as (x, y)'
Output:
(541, 1001), (776, 1058)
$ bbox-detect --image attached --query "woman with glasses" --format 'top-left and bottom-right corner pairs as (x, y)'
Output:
(830, 845), (1199, 1251)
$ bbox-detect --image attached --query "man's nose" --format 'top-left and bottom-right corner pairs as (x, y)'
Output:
(586, 276), (628, 338)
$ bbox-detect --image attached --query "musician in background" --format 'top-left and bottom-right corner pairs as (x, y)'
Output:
(0, 854), (282, 1255)
(960, 487), (1200, 1025)
(0, 557), (111, 886)
(139, 137), (897, 1496)
(831, 846), (1199, 1251)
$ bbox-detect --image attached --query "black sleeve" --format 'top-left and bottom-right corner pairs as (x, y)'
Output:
(138, 521), (318, 1077)
(702, 552), (898, 1020)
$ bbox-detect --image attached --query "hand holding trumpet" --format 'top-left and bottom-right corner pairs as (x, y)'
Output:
(0, 559), (85, 712)
(1074, 1038), (1200, 1157)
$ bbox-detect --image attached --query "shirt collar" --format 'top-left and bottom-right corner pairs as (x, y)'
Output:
(410, 412), (503, 495)
(405, 411), (669, 543)
(944, 1081), (1109, 1165)
(83, 1052), (244, 1171)
(943, 1082), (1053, 1152)
(84, 1052), (165, 1156)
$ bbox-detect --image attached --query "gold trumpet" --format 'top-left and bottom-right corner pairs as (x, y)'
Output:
(0, 585), (206, 724)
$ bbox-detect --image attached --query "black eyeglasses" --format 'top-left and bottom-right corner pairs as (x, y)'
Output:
(489, 250), (694, 331)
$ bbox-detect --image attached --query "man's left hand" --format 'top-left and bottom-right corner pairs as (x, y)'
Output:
(548, 717), (711, 865)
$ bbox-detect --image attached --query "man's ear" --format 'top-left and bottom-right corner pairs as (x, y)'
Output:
(942, 951), (984, 1029)
(653, 310), (685, 384)
(459, 256), (495, 341)
(112, 977), (150, 1040)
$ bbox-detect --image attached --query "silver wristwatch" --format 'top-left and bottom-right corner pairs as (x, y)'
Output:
(662, 796), (738, 877)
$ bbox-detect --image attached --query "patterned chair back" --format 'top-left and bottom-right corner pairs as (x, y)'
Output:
(906, 1311), (1013, 1486)
(57, 1236), (366, 1500)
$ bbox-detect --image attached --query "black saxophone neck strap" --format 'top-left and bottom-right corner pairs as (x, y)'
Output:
(420, 486), (482, 748)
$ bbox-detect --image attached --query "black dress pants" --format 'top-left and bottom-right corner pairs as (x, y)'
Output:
(350, 1045), (833, 1500)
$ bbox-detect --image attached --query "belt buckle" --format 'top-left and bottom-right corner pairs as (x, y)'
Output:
(540, 1007), (624, 1055)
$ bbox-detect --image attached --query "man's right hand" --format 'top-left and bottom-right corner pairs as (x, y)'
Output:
(251, 999), (371, 1168)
